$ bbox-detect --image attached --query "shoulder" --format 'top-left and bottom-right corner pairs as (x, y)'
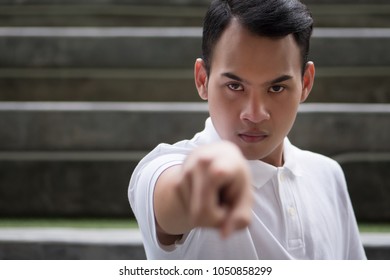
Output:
(128, 137), (200, 206)
(291, 144), (344, 179)
(129, 142), (190, 194)
(294, 143), (339, 166)
(291, 145), (352, 206)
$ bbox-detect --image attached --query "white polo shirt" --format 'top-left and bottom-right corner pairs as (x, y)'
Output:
(128, 118), (366, 260)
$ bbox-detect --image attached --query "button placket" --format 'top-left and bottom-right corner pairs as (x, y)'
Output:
(288, 206), (296, 217)
(277, 169), (304, 251)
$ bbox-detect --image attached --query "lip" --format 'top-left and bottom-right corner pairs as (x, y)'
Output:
(238, 131), (269, 143)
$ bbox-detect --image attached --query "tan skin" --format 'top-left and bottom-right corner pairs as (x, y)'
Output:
(154, 19), (315, 245)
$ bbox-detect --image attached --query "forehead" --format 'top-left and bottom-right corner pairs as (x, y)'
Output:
(210, 20), (302, 77)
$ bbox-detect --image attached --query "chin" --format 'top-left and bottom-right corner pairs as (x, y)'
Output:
(241, 149), (267, 161)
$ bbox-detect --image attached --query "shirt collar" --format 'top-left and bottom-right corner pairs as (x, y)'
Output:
(283, 138), (303, 178)
(196, 118), (302, 189)
(193, 117), (222, 145)
(248, 160), (278, 189)
(250, 139), (303, 189)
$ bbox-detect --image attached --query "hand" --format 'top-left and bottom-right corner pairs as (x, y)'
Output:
(178, 141), (253, 237)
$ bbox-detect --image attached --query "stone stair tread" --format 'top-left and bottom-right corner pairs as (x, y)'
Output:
(0, 228), (388, 259)
(0, 227), (387, 246)
(0, 228), (142, 245)
(1, 27), (390, 68)
(1, 1), (389, 27)
(0, 67), (389, 103)
(0, 27), (389, 103)
(1, 102), (389, 154)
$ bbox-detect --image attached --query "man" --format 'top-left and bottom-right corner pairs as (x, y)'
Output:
(128, 0), (366, 259)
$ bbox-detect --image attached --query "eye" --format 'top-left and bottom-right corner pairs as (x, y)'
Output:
(227, 83), (244, 91)
(269, 85), (285, 93)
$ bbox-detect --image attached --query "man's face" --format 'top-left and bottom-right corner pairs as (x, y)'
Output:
(195, 20), (315, 166)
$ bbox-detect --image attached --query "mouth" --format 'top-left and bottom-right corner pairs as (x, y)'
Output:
(238, 131), (269, 143)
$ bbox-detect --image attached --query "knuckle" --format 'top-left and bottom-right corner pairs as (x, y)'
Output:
(197, 154), (212, 167)
(209, 163), (227, 178)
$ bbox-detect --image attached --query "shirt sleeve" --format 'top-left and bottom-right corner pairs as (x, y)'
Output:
(129, 153), (187, 254)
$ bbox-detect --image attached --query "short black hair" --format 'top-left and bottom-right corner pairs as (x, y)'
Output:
(202, 0), (313, 76)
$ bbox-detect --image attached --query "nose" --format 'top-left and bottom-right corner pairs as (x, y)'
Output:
(240, 94), (270, 124)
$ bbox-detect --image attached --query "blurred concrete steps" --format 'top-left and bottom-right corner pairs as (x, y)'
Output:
(0, 228), (389, 260)
(0, 228), (146, 260)
(0, 27), (389, 103)
(0, 0), (389, 260)
(0, 0), (389, 27)
(1, 102), (389, 154)
(1, 27), (389, 67)
(0, 102), (389, 222)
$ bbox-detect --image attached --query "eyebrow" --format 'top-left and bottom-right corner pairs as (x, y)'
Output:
(221, 72), (293, 85)
(221, 72), (248, 83)
(268, 75), (293, 84)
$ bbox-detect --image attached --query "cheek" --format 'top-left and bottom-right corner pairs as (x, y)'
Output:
(208, 85), (237, 112)
(274, 105), (299, 135)
(208, 98), (239, 139)
(270, 97), (300, 127)
(274, 89), (301, 113)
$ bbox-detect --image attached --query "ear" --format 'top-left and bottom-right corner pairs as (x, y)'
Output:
(300, 61), (315, 103)
(194, 58), (209, 100)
